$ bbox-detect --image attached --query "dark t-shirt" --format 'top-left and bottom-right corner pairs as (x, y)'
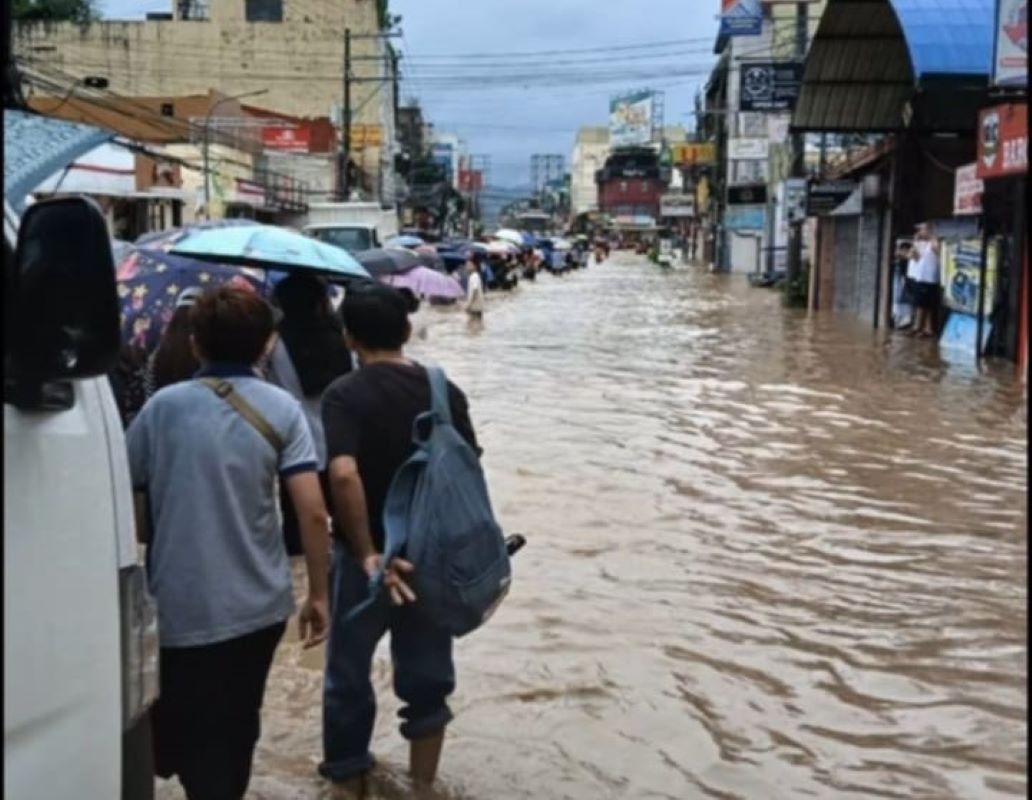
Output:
(321, 362), (480, 551)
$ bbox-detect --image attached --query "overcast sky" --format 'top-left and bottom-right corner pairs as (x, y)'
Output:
(100, 0), (719, 186)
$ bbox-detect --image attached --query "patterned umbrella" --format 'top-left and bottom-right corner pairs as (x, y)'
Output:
(116, 248), (268, 353)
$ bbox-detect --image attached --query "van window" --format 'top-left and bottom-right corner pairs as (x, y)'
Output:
(310, 227), (372, 254)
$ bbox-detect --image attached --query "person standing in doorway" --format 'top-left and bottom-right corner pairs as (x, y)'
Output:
(909, 224), (941, 338)
(127, 287), (330, 800)
(464, 252), (485, 320)
(318, 283), (481, 797)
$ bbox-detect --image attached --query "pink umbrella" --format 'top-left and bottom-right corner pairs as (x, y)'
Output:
(381, 266), (465, 300)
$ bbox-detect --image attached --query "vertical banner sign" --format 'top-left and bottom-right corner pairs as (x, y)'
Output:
(953, 163), (984, 215)
(720, 0), (763, 36)
(993, 0), (1028, 87)
(739, 63), (804, 111)
(941, 238), (997, 317)
(609, 91), (654, 147)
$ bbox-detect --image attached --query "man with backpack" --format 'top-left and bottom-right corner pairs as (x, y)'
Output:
(319, 283), (502, 796)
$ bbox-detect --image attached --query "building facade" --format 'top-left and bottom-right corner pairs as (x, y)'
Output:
(14, 0), (396, 201)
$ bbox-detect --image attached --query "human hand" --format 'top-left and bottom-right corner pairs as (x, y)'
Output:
(362, 554), (417, 605)
(298, 595), (329, 649)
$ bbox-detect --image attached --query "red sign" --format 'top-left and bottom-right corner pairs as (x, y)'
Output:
(261, 126), (310, 153)
(458, 169), (483, 192)
(976, 103), (1028, 179)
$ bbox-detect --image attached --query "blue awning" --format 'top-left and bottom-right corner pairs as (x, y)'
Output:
(4, 110), (113, 213)
(793, 0), (993, 132)
(891, 0), (993, 77)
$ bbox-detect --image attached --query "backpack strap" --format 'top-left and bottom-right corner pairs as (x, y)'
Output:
(200, 378), (285, 454)
(426, 366), (452, 426)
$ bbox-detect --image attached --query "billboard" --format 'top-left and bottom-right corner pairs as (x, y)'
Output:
(720, 0), (762, 36)
(261, 127), (310, 153)
(728, 138), (767, 159)
(993, 0), (1027, 87)
(609, 91), (653, 147)
(458, 169), (483, 192)
(724, 205), (765, 230)
(671, 143), (716, 166)
(660, 194), (695, 217)
(739, 62), (803, 112)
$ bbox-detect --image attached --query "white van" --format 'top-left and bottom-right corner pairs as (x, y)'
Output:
(4, 111), (158, 800)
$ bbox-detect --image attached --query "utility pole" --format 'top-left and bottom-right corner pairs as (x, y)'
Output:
(339, 27), (351, 201)
(785, 1), (808, 290)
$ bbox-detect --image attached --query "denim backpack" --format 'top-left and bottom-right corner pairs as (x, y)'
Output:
(368, 366), (511, 637)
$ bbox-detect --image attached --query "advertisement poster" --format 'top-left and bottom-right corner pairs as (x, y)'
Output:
(609, 91), (654, 147)
(994, 0), (1028, 87)
(720, 0), (763, 36)
(728, 138), (768, 160)
(739, 62), (803, 112)
(941, 238), (997, 316)
(261, 127), (310, 153)
(953, 163), (984, 215)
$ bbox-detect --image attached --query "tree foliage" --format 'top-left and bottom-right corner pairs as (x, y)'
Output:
(12, 0), (99, 23)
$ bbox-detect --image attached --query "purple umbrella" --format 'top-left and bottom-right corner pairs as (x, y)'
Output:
(381, 266), (465, 300)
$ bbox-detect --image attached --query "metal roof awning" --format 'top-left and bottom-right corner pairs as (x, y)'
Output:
(792, 0), (993, 132)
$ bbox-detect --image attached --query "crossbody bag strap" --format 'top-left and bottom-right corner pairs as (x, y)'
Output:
(200, 378), (285, 454)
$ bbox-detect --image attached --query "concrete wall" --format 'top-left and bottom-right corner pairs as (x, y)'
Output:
(14, 0), (381, 121)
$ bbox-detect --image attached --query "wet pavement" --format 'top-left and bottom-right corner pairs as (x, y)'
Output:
(158, 252), (1027, 799)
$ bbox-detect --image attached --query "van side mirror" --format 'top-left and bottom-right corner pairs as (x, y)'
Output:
(9, 196), (120, 398)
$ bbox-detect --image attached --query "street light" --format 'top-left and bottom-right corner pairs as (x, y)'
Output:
(202, 88), (268, 215)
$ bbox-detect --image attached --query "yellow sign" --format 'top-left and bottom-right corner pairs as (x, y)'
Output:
(695, 176), (710, 213)
(671, 143), (715, 166)
(349, 124), (383, 148)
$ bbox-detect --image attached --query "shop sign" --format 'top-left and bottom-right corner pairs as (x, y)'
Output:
(261, 126), (309, 153)
(767, 115), (791, 144)
(953, 163), (984, 215)
(671, 143), (716, 166)
(728, 183), (767, 205)
(993, 0), (1028, 87)
(728, 138), (768, 160)
(739, 62), (803, 112)
(458, 169), (483, 192)
(660, 193), (696, 217)
(724, 205), (765, 230)
(784, 177), (807, 223)
(977, 103), (1028, 179)
(806, 179), (858, 215)
(720, 0), (762, 36)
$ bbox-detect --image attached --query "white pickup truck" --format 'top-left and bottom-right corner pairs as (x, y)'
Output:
(4, 110), (158, 800)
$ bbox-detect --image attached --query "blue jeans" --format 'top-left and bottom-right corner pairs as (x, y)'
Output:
(319, 542), (455, 782)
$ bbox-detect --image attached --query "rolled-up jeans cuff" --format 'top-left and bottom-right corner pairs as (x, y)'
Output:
(318, 752), (376, 782)
(399, 706), (453, 741)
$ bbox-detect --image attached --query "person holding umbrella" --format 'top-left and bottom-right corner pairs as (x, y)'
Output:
(266, 273), (355, 556)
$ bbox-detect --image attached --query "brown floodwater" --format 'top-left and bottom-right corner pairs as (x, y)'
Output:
(158, 253), (1027, 799)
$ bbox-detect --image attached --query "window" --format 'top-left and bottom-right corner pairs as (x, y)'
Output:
(245, 0), (282, 22)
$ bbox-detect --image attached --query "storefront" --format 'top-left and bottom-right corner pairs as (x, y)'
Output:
(975, 102), (1027, 370)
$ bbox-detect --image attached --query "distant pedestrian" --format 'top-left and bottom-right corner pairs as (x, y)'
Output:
(267, 273), (354, 556)
(319, 283), (481, 796)
(907, 224), (941, 338)
(127, 286), (330, 800)
(464, 252), (485, 319)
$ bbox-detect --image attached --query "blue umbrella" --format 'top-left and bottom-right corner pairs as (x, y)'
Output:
(168, 223), (369, 279)
(135, 218), (260, 249)
(385, 234), (425, 249)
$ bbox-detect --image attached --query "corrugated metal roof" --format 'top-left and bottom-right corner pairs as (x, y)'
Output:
(793, 0), (993, 132)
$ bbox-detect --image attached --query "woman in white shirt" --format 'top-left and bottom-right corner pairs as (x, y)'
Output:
(908, 224), (941, 338)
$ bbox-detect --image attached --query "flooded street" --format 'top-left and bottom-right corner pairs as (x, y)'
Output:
(162, 253), (1026, 800)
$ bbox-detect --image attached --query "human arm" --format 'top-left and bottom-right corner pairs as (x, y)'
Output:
(280, 404), (329, 646)
(327, 456), (415, 605)
(449, 383), (483, 457)
(284, 471), (330, 648)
